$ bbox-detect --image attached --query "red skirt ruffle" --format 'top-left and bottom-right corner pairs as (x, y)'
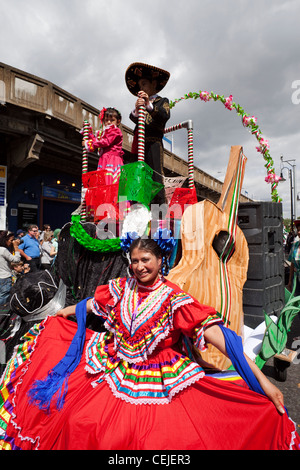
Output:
(2, 317), (299, 450)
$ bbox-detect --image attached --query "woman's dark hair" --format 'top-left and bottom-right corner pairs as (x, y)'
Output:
(129, 237), (162, 259)
(105, 107), (122, 122)
(0, 230), (15, 249)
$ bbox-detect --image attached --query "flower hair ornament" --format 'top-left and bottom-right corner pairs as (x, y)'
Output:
(153, 228), (176, 275)
(99, 107), (107, 123)
(120, 231), (140, 254)
(99, 107), (122, 124)
(120, 228), (176, 276)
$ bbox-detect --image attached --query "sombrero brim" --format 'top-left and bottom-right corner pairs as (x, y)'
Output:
(125, 62), (170, 96)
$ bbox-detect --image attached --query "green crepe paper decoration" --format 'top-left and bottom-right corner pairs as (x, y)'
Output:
(70, 214), (121, 252)
(118, 161), (164, 208)
(169, 90), (281, 203)
(71, 162), (164, 252)
(255, 276), (300, 370)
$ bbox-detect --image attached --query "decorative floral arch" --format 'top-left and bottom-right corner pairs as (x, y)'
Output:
(169, 91), (281, 203)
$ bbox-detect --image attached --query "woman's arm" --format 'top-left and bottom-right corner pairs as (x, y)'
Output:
(50, 245), (57, 257)
(56, 299), (93, 318)
(204, 325), (285, 414)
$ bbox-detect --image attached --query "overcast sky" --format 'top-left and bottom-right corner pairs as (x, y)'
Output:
(1, 0), (299, 219)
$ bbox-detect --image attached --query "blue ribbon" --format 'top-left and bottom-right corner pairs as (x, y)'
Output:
(153, 228), (176, 255)
(218, 324), (265, 395)
(28, 298), (90, 413)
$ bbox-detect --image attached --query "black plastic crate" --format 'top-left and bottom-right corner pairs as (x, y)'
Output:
(237, 202), (285, 328)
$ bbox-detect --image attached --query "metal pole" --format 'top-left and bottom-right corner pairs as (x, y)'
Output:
(164, 120), (194, 188)
(81, 119), (90, 221)
(137, 105), (146, 162)
(289, 169), (294, 227)
(292, 162), (297, 220)
(280, 156), (297, 225)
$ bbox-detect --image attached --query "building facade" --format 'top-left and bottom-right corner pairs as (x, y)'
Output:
(0, 62), (249, 233)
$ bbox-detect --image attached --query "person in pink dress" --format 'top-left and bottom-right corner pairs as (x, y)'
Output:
(0, 230), (299, 450)
(85, 107), (124, 185)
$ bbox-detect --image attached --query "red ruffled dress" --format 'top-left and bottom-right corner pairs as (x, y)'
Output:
(0, 277), (299, 450)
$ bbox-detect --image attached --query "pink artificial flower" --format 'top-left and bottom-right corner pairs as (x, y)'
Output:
(265, 172), (281, 184)
(242, 115), (257, 127)
(259, 137), (269, 149)
(256, 137), (270, 154)
(199, 91), (211, 102)
(224, 94), (233, 110)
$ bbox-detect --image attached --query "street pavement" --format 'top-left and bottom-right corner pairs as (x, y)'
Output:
(261, 315), (300, 431)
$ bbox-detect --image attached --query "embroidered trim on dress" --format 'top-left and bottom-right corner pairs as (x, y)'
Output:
(0, 318), (49, 450)
(90, 353), (205, 405)
(194, 315), (224, 351)
(94, 277), (192, 364)
(85, 278), (223, 406)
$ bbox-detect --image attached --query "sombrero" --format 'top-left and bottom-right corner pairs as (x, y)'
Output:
(294, 219), (300, 228)
(125, 62), (170, 96)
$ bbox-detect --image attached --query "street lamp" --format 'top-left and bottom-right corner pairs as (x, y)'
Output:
(279, 156), (296, 226)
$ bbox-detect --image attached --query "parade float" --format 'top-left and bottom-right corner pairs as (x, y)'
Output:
(0, 89), (299, 382)
(55, 91), (299, 376)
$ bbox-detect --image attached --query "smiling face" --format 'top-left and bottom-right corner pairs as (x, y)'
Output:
(130, 247), (162, 286)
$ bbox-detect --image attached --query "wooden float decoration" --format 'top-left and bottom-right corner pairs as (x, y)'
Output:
(167, 145), (249, 370)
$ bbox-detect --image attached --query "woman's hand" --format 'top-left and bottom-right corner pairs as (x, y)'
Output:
(55, 305), (76, 318)
(204, 325), (285, 414)
(12, 239), (20, 248)
(244, 354), (285, 414)
(258, 378), (285, 414)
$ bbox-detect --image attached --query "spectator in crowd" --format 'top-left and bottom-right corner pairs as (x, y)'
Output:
(16, 229), (25, 240)
(285, 226), (295, 254)
(18, 225), (41, 272)
(52, 229), (61, 253)
(39, 224), (51, 242)
(0, 231), (21, 305)
(11, 260), (30, 284)
(51, 229), (61, 265)
(40, 231), (57, 270)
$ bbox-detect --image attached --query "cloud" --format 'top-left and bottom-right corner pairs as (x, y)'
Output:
(0, 0), (299, 218)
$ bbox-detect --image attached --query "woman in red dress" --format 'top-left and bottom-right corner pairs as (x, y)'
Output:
(0, 231), (299, 450)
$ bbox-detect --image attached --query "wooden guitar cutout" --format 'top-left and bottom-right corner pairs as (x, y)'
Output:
(167, 146), (249, 370)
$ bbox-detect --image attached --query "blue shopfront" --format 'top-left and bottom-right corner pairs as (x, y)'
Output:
(7, 169), (81, 233)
